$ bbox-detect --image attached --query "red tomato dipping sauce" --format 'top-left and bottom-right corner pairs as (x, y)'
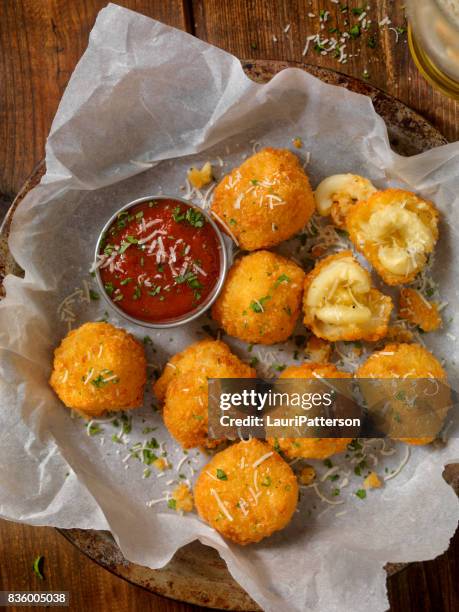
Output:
(96, 199), (223, 323)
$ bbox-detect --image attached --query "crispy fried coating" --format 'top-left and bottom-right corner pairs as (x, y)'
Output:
(153, 339), (247, 403)
(267, 363), (353, 460)
(356, 343), (446, 379)
(305, 335), (332, 363)
(271, 437), (352, 461)
(157, 340), (256, 449)
(347, 189), (439, 285)
(211, 148), (315, 250)
(399, 288), (442, 332)
(194, 439), (298, 544)
(303, 251), (392, 342)
(212, 251), (305, 345)
(49, 322), (146, 417)
(356, 343), (449, 445)
(385, 324), (414, 343)
(279, 362), (352, 380)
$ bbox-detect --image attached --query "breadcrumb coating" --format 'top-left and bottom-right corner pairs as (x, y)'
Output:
(212, 250), (305, 345)
(194, 439), (298, 544)
(211, 147), (315, 250)
(49, 322), (146, 417)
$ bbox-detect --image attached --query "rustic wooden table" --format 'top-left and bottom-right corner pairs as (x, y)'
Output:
(0, 1), (458, 611)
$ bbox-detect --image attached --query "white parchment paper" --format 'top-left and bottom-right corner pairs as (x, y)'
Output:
(1, 5), (459, 611)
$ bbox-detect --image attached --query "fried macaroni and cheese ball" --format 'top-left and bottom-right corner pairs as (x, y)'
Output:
(303, 251), (393, 342)
(212, 251), (305, 345)
(347, 189), (439, 285)
(49, 322), (146, 417)
(267, 363), (353, 460)
(356, 343), (449, 445)
(315, 174), (376, 228)
(211, 148), (315, 251)
(153, 339), (248, 403)
(194, 439), (298, 545)
(156, 340), (256, 449)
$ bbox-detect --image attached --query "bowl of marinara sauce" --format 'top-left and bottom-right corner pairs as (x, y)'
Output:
(93, 196), (228, 328)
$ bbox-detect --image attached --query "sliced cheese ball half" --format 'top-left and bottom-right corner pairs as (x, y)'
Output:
(346, 189), (439, 285)
(314, 173), (376, 227)
(303, 251), (393, 342)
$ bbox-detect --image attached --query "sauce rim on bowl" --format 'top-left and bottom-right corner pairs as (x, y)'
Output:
(93, 195), (228, 329)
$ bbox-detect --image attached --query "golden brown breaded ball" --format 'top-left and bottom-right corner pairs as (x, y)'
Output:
(49, 322), (146, 417)
(158, 340), (256, 449)
(153, 339), (254, 403)
(356, 343), (449, 445)
(212, 250), (305, 345)
(211, 147), (315, 251)
(347, 189), (439, 286)
(267, 363), (353, 460)
(303, 251), (393, 342)
(194, 439), (298, 545)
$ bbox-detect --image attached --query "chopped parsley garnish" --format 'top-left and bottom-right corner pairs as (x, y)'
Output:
(88, 423), (103, 436)
(185, 207), (205, 227)
(355, 489), (367, 499)
(119, 241), (131, 254)
(104, 282), (115, 296)
(351, 7), (364, 15)
(323, 458), (333, 468)
(33, 556), (44, 580)
(133, 286), (142, 300)
(367, 35), (377, 49)
(216, 469), (228, 480)
(273, 363), (286, 372)
(349, 24), (361, 38)
(261, 476), (272, 487)
(91, 371), (119, 388)
(120, 277), (133, 286)
(89, 289), (100, 301)
(250, 295), (271, 313)
(172, 206), (185, 222)
(148, 285), (162, 297)
(168, 499), (177, 509)
(142, 449), (158, 465)
(274, 273), (290, 287)
(249, 356), (259, 368)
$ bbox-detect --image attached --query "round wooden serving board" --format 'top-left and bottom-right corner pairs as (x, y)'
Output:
(1, 60), (457, 611)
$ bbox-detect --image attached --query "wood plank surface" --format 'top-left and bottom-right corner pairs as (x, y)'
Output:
(0, 1), (458, 611)
(192, 0), (458, 143)
(0, 0), (188, 201)
(0, 520), (457, 611)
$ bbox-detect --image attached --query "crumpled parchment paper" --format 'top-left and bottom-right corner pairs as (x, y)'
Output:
(0, 4), (458, 611)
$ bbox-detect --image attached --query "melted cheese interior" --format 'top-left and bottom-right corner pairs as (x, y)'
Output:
(315, 174), (376, 216)
(364, 205), (435, 276)
(306, 257), (372, 325)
